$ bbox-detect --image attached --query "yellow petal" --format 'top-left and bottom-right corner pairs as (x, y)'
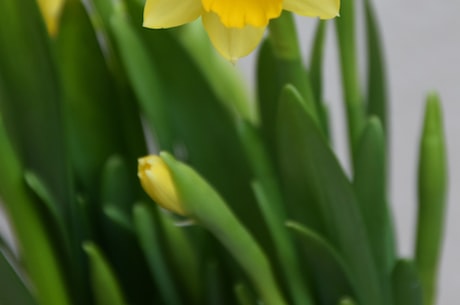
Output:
(37, 0), (64, 36)
(143, 0), (202, 28)
(138, 155), (186, 215)
(202, 12), (265, 62)
(201, 0), (282, 28)
(283, 0), (340, 19)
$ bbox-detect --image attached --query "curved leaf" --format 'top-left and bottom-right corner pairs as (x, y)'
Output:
(276, 85), (382, 305)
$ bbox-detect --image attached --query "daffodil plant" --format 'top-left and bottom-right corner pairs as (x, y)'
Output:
(0, 0), (448, 305)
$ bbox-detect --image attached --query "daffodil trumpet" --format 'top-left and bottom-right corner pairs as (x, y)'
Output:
(138, 152), (288, 305)
(143, 0), (340, 61)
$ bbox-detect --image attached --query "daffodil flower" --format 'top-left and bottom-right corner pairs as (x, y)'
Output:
(143, 0), (340, 61)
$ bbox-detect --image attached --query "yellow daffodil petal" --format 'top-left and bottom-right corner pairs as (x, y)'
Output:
(201, 0), (282, 28)
(143, 0), (202, 28)
(138, 156), (186, 215)
(283, 0), (340, 19)
(37, 0), (64, 36)
(202, 12), (265, 62)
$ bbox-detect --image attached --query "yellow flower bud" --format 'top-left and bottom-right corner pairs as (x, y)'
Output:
(37, 0), (64, 36)
(137, 155), (186, 216)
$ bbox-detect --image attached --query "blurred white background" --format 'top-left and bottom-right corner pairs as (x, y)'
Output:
(238, 0), (459, 304)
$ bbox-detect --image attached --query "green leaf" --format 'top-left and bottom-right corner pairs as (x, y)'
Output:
(334, 0), (366, 165)
(257, 26), (322, 157)
(256, 40), (283, 157)
(0, 118), (72, 305)
(0, 250), (37, 305)
(309, 21), (326, 104)
(238, 121), (313, 305)
(274, 86), (324, 232)
(23, 171), (75, 275)
(56, 0), (129, 200)
(392, 260), (423, 305)
(175, 22), (255, 122)
(0, 0), (71, 219)
(308, 21), (331, 139)
(158, 212), (202, 304)
(100, 204), (156, 305)
(162, 152), (288, 305)
(234, 283), (257, 305)
(83, 242), (127, 305)
(133, 203), (182, 305)
(100, 156), (137, 215)
(415, 93), (447, 305)
(109, 8), (173, 150)
(276, 85), (383, 305)
(353, 117), (396, 303)
(252, 182), (313, 305)
(338, 297), (357, 305)
(287, 221), (354, 305)
(23, 172), (61, 233)
(205, 261), (232, 305)
(364, 0), (388, 133)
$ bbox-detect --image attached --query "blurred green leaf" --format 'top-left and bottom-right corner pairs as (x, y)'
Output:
(334, 0), (365, 165)
(110, 7), (173, 150)
(23, 171), (75, 280)
(252, 181), (313, 305)
(159, 213), (202, 304)
(24, 172), (61, 232)
(175, 22), (255, 122)
(287, 221), (354, 305)
(256, 40), (283, 156)
(0, 118), (72, 305)
(0, 250), (37, 305)
(392, 260), (423, 305)
(238, 120), (312, 305)
(234, 283), (257, 305)
(337, 297), (356, 305)
(309, 21), (326, 104)
(415, 93), (447, 305)
(205, 261), (232, 305)
(274, 85), (324, 232)
(100, 156), (137, 215)
(266, 12), (320, 126)
(353, 117), (396, 304)
(0, 0), (71, 219)
(276, 85), (382, 305)
(257, 27), (322, 158)
(364, 0), (388, 133)
(309, 21), (331, 138)
(73, 0), (147, 163)
(83, 242), (127, 305)
(100, 203), (156, 305)
(133, 203), (182, 305)
(162, 152), (288, 305)
(56, 0), (127, 200)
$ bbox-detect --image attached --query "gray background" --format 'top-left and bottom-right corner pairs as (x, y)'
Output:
(238, 0), (459, 303)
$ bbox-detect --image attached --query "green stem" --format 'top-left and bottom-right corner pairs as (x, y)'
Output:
(268, 12), (301, 60)
(268, 12), (320, 126)
(335, 0), (366, 168)
(415, 93), (447, 305)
